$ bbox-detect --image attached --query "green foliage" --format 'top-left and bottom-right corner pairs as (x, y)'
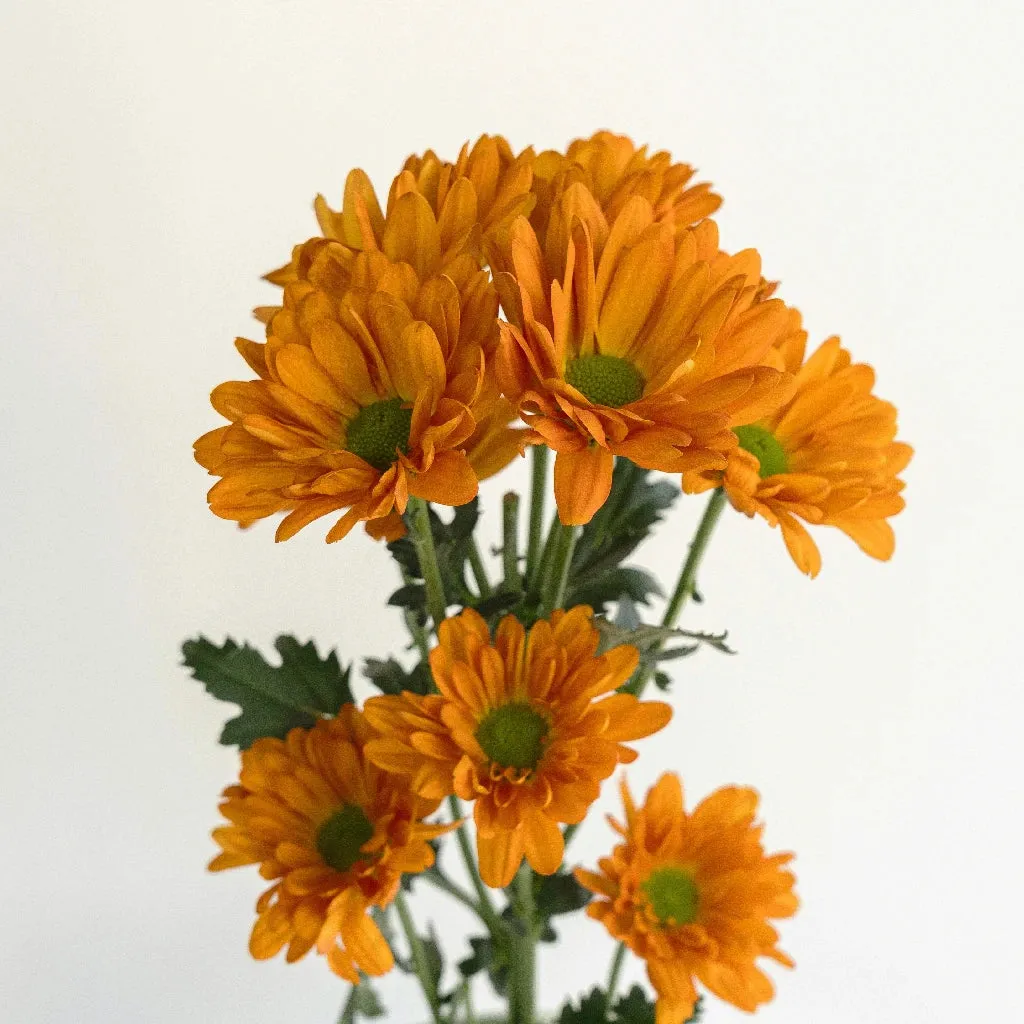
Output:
(557, 987), (608, 1024)
(387, 499), (481, 617)
(535, 871), (592, 918)
(559, 985), (703, 1024)
(564, 460), (678, 614)
(363, 656), (432, 696)
(181, 635), (353, 749)
(338, 979), (385, 1024)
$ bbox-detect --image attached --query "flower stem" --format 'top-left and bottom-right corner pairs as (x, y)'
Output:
(604, 943), (627, 1017)
(503, 492), (522, 593)
(407, 497), (449, 633)
(525, 445), (549, 586)
(625, 487), (727, 698)
(508, 864), (537, 1024)
(447, 795), (503, 936)
(421, 867), (485, 916)
(394, 891), (444, 1024)
(538, 522), (578, 618)
(467, 537), (493, 600)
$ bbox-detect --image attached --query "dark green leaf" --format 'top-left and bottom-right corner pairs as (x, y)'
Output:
(653, 670), (672, 692)
(181, 635), (352, 749)
(457, 936), (495, 978)
(339, 979), (386, 1023)
(363, 657), (431, 697)
(557, 987), (608, 1024)
(450, 498), (480, 540)
(612, 986), (701, 1024)
(535, 871), (592, 917)
(387, 583), (427, 610)
(568, 566), (662, 614)
(572, 459), (678, 579)
(612, 986), (654, 1024)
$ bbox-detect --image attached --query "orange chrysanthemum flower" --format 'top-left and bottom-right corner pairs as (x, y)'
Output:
(684, 334), (913, 576)
(495, 190), (796, 524)
(363, 606), (672, 887)
(209, 707), (454, 982)
(576, 774), (798, 1023)
(195, 251), (495, 542)
(264, 135), (535, 301)
(525, 130), (721, 247)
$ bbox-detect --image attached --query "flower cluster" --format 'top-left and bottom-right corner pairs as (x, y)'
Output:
(189, 131), (913, 1024)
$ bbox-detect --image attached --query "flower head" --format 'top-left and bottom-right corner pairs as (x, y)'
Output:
(209, 707), (453, 981)
(264, 135), (535, 300)
(196, 251), (496, 542)
(364, 606), (671, 887)
(576, 774), (798, 1023)
(526, 131), (721, 246)
(496, 192), (796, 524)
(684, 334), (912, 576)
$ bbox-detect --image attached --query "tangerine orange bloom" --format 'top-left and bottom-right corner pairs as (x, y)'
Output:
(525, 130), (721, 248)
(576, 774), (798, 1023)
(195, 250), (495, 542)
(495, 187), (796, 524)
(209, 707), (454, 982)
(684, 334), (913, 576)
(464, 395), (528, 482)
(265, 135), (536, 300)
(363, 606), (672, 888)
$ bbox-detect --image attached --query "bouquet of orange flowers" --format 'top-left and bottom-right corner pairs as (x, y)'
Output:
(184, 132), (911, 1024)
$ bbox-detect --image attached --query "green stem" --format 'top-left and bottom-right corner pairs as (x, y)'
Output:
(604, 943), (627, 1017)
(508, 864), (537, 1024)
(461, 978), (478, 1024)
(538, 522), (578, 618)
(525, 446), (549, 585)
(625, 487), (727, 698)
(467, 537), (492, 600)
(447, 795), (503, 936)
(399, 565), (432, 663)
(502, 492), (522, 593)
(408, 497), (449, 633)
(394, 891), (443, 1024)
(421, 868), (485, 917)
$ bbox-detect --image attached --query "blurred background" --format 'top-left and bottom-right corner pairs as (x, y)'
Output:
(2, 1), (1022, 1020)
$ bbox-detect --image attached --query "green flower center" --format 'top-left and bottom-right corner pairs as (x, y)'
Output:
(641, 866), (700, 926)
(475, 703), (549, 771)
(315, 803), (375, 874)
(345, 398), (413, 472)
(565, 354), (645, 408)
(734, 424), (789, 478)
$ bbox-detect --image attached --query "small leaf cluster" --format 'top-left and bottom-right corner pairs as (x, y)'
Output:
(558, 985), (703, 1024)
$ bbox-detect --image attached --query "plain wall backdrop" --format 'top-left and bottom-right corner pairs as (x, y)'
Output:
(2, 1), (1023, 1021)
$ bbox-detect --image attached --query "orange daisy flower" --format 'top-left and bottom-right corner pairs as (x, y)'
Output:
(683, 334), (912, 576)
(195, 252), (494, 543)
(526, 130), (721, 247)
(363, 606), (672, 888)
(209, 707), (454, 982)
(576, 774), (798, 1023)
(264, 135), (535, 302)
(495, 189), (796, 524)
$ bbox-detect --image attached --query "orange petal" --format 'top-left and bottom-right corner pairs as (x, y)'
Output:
(407, 450), (479, 506)
(477, 828), (525, 888)
(554, 445), (614, 525)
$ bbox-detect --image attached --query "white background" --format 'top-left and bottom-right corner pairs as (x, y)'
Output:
(3, 1), (1023, 1021)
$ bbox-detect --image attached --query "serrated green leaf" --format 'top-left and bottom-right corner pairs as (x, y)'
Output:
(558, 987), (608, 1024)
(612, 985), (654, 1024)
(457, 935), (495, 978)
(363, 657), (431, 696)
(568, 566), (662, 613)
(572, 459), (678, 579)
(182, 635), (353, 749)
(339, 980), (386, 1023)
(535, 871), (592, 917)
